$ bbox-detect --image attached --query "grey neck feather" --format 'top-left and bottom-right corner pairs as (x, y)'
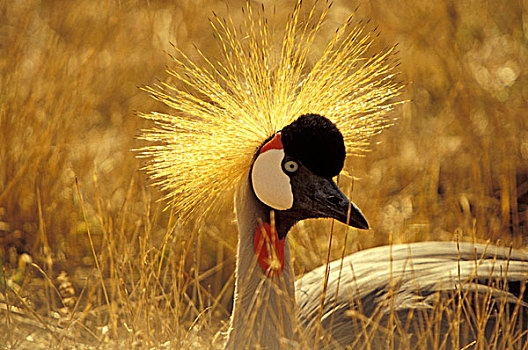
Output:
(224, 177), (297, 349)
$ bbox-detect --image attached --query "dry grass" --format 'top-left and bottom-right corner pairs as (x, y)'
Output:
(0, 0), (527, 349)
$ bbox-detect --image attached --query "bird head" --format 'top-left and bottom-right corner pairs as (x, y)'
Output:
(138, 2), (402, 232)
(251, 113), (369, 240)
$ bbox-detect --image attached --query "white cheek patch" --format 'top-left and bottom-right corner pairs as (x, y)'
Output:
(251, 149), (294, 210)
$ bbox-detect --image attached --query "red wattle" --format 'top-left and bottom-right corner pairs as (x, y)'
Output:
(254, 222), (285, 277)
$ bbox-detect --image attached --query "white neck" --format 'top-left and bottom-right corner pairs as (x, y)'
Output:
(224, 177), (297, 349)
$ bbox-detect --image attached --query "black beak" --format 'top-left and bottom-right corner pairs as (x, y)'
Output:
(275, 165), (369, 238)
(308, 176), (369, 230)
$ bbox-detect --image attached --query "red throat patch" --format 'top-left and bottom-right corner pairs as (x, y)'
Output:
(254, 222), (285, 277)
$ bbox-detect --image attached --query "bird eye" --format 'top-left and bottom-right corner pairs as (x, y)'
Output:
(282, 160), (299, 174)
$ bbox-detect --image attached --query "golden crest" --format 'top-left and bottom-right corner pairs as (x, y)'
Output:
(138, 1), (403, 222)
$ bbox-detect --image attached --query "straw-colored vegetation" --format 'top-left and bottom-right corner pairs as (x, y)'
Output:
(0, 0), (527, 349)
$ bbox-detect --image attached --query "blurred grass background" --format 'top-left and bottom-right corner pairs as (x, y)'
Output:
(0, 0), (527, 348)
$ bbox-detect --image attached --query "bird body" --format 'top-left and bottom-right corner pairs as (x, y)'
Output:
(297, 241), (528, 348)
(139, 2), (528, 349)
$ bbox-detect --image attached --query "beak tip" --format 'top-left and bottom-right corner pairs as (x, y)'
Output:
(355, 217), (369, 230)
(346, 202), (369, 230)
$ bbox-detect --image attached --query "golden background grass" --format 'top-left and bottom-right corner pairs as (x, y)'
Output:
(1, 0), (527, 348)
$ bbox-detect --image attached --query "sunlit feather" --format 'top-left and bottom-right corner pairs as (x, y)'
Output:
(138, 1), (403, 222)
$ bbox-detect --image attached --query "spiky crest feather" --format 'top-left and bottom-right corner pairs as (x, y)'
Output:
(138, 1), (403, 222)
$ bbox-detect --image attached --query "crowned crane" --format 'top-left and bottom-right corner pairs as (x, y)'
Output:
(139, 2), (528, 349)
